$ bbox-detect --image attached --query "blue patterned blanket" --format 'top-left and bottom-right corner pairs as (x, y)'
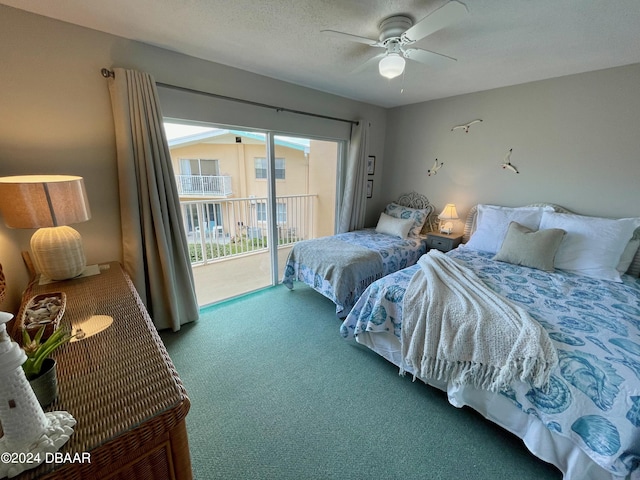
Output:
(282, 229), (427, 317)
(341, 247), (640, 478)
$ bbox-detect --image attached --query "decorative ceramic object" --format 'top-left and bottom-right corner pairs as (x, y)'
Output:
(501, 148), (519, 174)
(0, 312), (76, 478)
(451, 119), (483, 133)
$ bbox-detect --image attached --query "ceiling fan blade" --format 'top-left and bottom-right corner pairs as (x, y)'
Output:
(403, 48), (457, 68)
(350, 53), (385, 74)
(402, 1), (468, 43)
(321, 29), (380, 46)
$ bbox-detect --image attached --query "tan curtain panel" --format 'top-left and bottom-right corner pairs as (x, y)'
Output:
(337, 120), (369, 233)
(107, 68), (198, 331)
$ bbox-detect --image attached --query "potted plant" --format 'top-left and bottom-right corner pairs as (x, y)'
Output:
(22, 325), (71, 407)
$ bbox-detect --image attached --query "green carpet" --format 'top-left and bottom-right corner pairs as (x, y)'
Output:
(161, 283), (562, 480)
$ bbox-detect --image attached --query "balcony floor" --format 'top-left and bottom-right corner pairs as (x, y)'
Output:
(191, 245), (293, 306)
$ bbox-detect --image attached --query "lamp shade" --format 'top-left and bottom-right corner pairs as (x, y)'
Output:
(379, 54), (406, 79)
(438, 204), (459, 220)
(0, 175), (91, 229)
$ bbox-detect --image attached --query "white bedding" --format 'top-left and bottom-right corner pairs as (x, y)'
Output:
(402, 250), (557, 392)
(340, 246), (640, 480)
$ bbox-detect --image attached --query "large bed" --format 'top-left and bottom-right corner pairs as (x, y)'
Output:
(282, 192), (434, 317)
(340, 203), (640, 480)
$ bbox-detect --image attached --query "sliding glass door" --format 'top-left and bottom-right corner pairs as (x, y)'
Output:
(164, 120), (341, 306)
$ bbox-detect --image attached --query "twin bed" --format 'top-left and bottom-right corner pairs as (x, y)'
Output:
(282, 192), (434, 317)
(339, 203), (640, 480)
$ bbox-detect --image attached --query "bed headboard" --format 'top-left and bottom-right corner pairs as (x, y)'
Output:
(462, 203), (640, 278)
(395, 192), (435, 233)
(395, 191), (432, 210)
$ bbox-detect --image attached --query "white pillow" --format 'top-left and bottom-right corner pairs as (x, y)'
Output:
(465, 205), (551, 254)
(375, 212), (413, 239)
(539, 212), (640, 282)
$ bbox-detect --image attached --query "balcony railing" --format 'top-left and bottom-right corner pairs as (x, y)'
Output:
(176, 175), (232, 197)
(181, 194), (316, 265)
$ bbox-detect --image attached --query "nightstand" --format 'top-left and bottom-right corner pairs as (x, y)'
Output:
(426, 231), (463, 252)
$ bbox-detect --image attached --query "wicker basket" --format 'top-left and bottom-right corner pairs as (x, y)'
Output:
(22, 292), (66, 340)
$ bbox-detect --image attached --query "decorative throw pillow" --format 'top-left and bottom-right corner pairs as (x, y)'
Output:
(539, 211), (640, 282)
(624, 238), (640, 278)
(375, 212), (414, 239)
(617, 227), (640, 274)
(384, 203), (429, 237)
(493, 222), (566, 272)
(465, 205), (552, 254)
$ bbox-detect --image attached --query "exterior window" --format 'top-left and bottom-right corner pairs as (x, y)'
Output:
(255, 158), (267, 179)
(256, 202), (287, 223)
(180, 158), (219, 176)
(256, 201), (267, 221)
(254, 158), (285, 179)
(275, 158), (285, 179)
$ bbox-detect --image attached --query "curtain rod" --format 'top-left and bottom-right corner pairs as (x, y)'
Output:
(101, 68), (358, 126)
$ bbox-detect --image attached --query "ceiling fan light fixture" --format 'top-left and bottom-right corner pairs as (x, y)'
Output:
(378, 53), (405, 79)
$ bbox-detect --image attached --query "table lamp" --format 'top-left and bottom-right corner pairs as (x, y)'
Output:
(438, 203), (459, 234)
(0, 175), (91, 281)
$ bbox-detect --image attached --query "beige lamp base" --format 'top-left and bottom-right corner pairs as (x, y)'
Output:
(31, 226), (86, 281)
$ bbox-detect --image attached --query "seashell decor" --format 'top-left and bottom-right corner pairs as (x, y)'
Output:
(22, 292), (66, 339)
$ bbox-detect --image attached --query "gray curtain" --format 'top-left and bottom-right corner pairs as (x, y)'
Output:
(108, 68), (199, 331)
(337, 120), (369, 233)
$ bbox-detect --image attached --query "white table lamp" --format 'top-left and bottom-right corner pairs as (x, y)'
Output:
(438, 203), (459, 234)
(0, 175), (91, 281)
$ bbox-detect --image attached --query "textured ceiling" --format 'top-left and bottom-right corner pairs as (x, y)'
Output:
(3, 0), (640, 108)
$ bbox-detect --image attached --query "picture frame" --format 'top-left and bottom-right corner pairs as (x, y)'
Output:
(366, 179), (373, 198)
(367, 156), (376, 175)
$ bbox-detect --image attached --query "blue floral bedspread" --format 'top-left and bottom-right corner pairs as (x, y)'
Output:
(282, 229), (427, 317)
(341, 246), (640, 478)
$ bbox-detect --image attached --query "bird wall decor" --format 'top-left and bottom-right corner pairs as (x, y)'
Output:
(500, 148), (519, 174)
(451, 119), (483, 133)
(427, 159), (443, 176)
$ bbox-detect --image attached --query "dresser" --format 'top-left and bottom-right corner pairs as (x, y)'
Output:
(12, 262), (192, 480)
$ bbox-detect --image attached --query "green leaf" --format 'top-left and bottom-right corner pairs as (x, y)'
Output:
(21, 325), (70, 378)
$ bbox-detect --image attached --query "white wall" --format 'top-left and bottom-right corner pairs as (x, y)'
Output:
(382, 64), (640, 232)
(0, 5), (386, 312)
(2, 4), (637, 312)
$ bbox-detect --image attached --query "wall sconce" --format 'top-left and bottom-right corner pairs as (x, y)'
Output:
(0, 175), (91, 281)
(438, 203), (459, 234)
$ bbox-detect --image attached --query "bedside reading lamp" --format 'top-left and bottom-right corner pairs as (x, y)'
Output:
(0, 175), (91, 281)
(438, 203), (459, 235)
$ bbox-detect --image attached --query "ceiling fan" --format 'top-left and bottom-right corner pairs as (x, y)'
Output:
(321, 1), (467, 79)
